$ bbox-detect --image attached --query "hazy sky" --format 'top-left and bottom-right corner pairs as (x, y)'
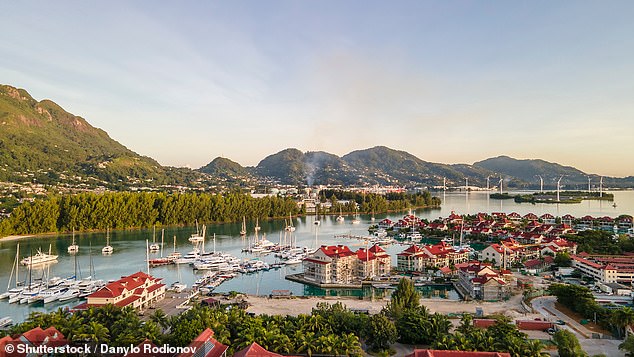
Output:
(1, 1), (633, 176)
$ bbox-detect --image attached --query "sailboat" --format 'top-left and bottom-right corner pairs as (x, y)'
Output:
(68, 229), (79, 254)
(1, 244), (24, 300)
(351, 207), (361, 225)
(167, 236), (182, 261)
(149, 226), (160, 252)
(336, 207), (345, 222)
(102, 228), (113, 254)
(189, 220), (205, 243)
(285, 213), (296, 232)
(240, 217), (247, 236)
(254, 217), (261, 232)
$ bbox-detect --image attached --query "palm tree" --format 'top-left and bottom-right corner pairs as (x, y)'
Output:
(150, 309), (170, 331)
(612, 307), (634, 338)
(294, 330), (316, 357)
(76, 321), (110, 344)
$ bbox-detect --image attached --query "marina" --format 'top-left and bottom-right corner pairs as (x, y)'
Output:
(0, 190), (632, 324)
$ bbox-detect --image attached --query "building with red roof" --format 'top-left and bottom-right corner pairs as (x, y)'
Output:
(457, 262), (511, 301)
(0, 326), (67, 357)
(177, 328), (228, 357)
(303, 244), (391, 284)
(233, 342), (284, 357)
(397, 243), (468, 273)
(83, 271), (165, 310)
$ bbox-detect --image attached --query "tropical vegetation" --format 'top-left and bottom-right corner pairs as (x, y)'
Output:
(0, 191), (299, 237)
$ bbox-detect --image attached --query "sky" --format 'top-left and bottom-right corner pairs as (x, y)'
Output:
(1, 1), (633, 176)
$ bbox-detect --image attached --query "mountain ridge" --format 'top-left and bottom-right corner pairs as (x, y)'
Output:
(2, 84), (632, 190)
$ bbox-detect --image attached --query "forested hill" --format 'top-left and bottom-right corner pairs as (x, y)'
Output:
(247, 146), (634, 188)
(0, 84), (199, 187)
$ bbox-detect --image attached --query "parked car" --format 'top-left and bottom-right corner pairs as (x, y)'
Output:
(555, 319), (566, 325)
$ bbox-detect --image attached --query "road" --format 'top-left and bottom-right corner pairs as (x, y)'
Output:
(531, 296), (624, 356)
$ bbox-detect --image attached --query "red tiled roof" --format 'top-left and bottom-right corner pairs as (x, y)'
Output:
(319, 245), (355, 258)
(115, 294), (142, 307)
(178, 328), (228, 357)
(233, 342), (283, 357)
(21, 326), (66, 347)
(356, 249), (377, 261)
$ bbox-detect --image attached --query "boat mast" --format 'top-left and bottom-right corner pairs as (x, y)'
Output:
(146, 239), (150, 274)
(161, 229), (165, 258)
(7, 243), (19, 291)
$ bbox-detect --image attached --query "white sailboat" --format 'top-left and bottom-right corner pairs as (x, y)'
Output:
(351, 207), (361, 224)
(336, 207), (345, 222)
(285, 213), (296, 232)
(254, 217), (261, 232)
(102, 228), (113, 254)
(67, 229), (79, 254)
(1, 243), (23, 300)
(240, 216), (247, 236)
(149, 226), (160, 252)
(189, 220), (205, 243)
(167, 235), (182, 261)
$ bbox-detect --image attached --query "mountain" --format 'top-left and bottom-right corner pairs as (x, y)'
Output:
(474, 155), (634, 189)
(199, 157), (252, 180)
(251, 147), (634, 188)
(256, 149), (359, 185)
(255, 146), (495, 186)
(0, 84), (199, 187)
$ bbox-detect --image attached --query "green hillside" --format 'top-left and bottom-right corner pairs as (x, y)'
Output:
(0, 84), (199, 187)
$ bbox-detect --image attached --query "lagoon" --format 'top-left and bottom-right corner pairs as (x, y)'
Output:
(0, 190), (632, 323)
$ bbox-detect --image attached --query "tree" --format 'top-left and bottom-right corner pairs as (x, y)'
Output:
(552, 330), (587, 357)
(366, 313), (397, 352)
(619, 335), (634, 356)
(385, 278), (421, 318)
(554, 252), (572, 267)
(611, 307), (634, 338)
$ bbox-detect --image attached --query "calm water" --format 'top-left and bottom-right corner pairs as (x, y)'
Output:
(1, 190), (632, 323)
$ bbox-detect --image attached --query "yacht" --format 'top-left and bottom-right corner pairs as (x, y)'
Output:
(0, 317), (13, 328)
(188, 223), (205, 243)
(21, 245), (58, 266)
(336, 208), (345, 222)
(57, 288), (81, 302)
(170, 282), (187, 293)
(102, 228), (113, 255)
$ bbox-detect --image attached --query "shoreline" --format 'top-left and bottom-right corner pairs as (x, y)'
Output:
(0, 206), (438, 242)
(0, 234), (35, 242)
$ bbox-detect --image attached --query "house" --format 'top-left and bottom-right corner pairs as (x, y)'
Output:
(523, 257), (554, 273)
(177, 328), (228, 357)
(80, 272), (165, 310)
(405, 349), (510, 357)
(397, 243), (468, 272)
(540, 213), (556, 225)
(457, 262), (511, 301)
(397, 245), (427, 272)
(303, 244), (391, 283)
(233, 342), (285, 357)
(0, 326), (67, 356)
(303, 245), (356, 284)
(355, 245), (392, 278)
